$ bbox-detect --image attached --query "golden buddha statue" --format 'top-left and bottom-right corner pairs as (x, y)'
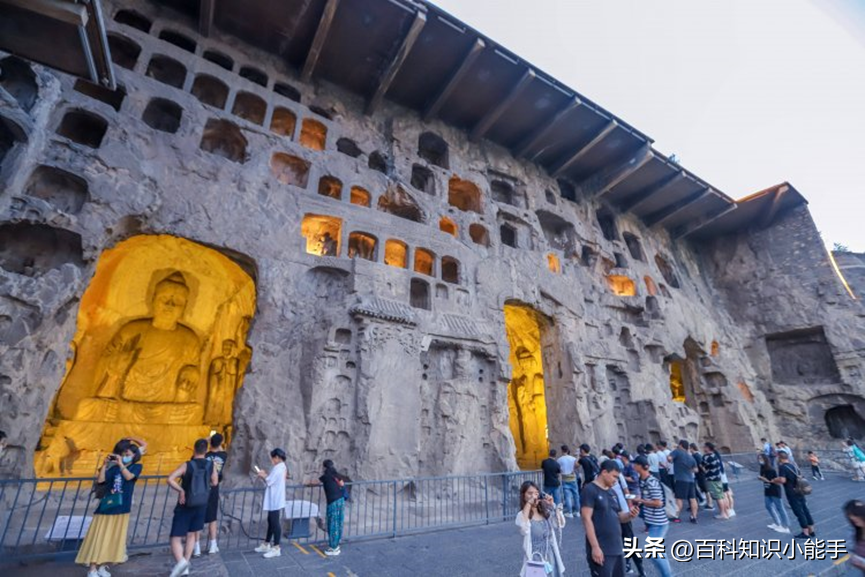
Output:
(36, 234), (257, 478)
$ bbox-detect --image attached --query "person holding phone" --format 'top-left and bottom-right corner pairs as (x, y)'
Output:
(76, 438), (144, 577)
(306, 459), (348, 556)
(254, 448), (287, 558)
(516, 481), (565, 577)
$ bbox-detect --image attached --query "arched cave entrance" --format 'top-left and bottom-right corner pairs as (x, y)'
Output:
(826, 405), (865, 440)
(35, 235), (257, 477)
(504, 302), (553, 470)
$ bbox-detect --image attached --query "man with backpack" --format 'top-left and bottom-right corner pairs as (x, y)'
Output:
(578, 444), (600, 486)
(772, 450), (815, 539)
(167, 438), (219, 577)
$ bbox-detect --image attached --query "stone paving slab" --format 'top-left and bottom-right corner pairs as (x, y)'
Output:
(4, 472), (863, 576)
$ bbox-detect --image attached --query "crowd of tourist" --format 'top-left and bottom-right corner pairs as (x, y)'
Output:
(53, 429), (865, 576)
(522, 436), (865, 577)
(72, 434), (348, 577)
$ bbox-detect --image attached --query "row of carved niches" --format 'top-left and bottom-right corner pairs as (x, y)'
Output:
(36, 235), (256, 478)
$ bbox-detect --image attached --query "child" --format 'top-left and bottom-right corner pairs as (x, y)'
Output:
(808, 451), (824, 480)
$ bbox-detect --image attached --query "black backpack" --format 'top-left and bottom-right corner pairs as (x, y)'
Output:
(186, 459), (212, 507)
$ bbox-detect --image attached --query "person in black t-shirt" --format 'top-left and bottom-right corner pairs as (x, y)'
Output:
(541, 449), (563, 506)
(198, 433), (228, 555)
(579, 444), (600, 485)
(581, 459), (640, 577)
(757, 454), (790, 533)
(307, 459), (347, 556)
(772, 451), (815, 539)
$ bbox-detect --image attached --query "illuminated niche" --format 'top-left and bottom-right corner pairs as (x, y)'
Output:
(36, 235), (256, 477)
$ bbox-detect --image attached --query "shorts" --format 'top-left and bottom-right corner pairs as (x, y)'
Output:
(674, 480), (696, 500)
(171, 504), (207, 537)
(722, 483), (730, 492)
(706, 480), (724, 500)
(205, 486), (220, 524)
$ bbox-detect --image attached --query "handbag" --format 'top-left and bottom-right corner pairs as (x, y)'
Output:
(524, 552), (548, 577)
(97, 491), (123, 513)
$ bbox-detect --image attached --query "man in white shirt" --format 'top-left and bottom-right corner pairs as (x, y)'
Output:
(647, 444), (662, 481)
(557, 445), (581, 518)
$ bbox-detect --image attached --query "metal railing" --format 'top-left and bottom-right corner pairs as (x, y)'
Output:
(0, 470), (542, 561)
(722, 449), (854, 482)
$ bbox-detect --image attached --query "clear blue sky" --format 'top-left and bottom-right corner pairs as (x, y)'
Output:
(432, 0), (865, 251)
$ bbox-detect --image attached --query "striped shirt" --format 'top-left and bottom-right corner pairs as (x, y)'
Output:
(639, 474), (668, 526)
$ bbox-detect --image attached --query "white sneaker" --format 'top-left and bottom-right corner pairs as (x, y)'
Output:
(263, 546), (281, 558)
(208, 543), (220, 554)
(87, 572), (99, 577)
(325, 546), (341, 556)
(564, 513), (573, 518)
(169, 559), (190, 577)
(575, 512), (581, 518)
(254, 543), (271, 553)
(97, 566), (111, 577)
(728, 509), (737, 517)
(778, 526), (791, 534)
(193, 541), (201, 558)
(181, 569), (189, 576)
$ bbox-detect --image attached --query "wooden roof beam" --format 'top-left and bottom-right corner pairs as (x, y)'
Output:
(673, 204), (738, 240)
(366, 10), (427, 115)
(759, 184), (790, 227)
(644, 187), (712, 228)
(513, 96), (581, 160)
(199, 0), (215, 37)
(469, 68), (535, 142)
(618, 170), (684, 213)
(423, 38), (484, 122)
(550, 120), (617, 179)
(577, 143), (653, 200)
(301, 0), (340, 83)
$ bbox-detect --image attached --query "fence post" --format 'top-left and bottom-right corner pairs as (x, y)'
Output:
(392, 481), (398, 538)
(483, 475), (490, 525)
(501, 473), (507, 521)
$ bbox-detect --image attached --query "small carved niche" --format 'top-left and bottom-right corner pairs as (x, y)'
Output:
(159, 29), (196, 53)
(1, 56), (38, 112)
(146, 55), (186, 88)
(232, 92), (266, 125)
(107, 34), (141, 70)
(200, 119), (247, 163)
(441, 257), (460, 284)
(192, 75), (229, 109)
(57, 110), (108, 148)
(414, 248), (435, 276)
(347, 232), (377, 261)
(203, 50), (233, 71)
(410, 278), (431, 310)
(0, 222), (84, 275)
(470, 224), (490, 247)
(384, 239), (408, 268)
(239, 66), (268, 87)
(24, 166), (88, 215)
(300, 118), (327, 150)
(301, 214), (341, 256)
(411, 164), (435, 194)
(336, 137), (362, 158)
(270, 153), (309, 187)
(142, 98), (182, 133)
(114, 9), (151, 32)
(318, 176), (342, 200)
(448, 177), (482, 213)
(439, 217), (457, 237)
(274, 82), (301, 102)
(350, 186), (370, 207)
(418, 132), (448, 169)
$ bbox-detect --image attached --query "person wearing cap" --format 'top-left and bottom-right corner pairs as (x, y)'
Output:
(633, 455), (673, 577)
(255, 448), (288, 558)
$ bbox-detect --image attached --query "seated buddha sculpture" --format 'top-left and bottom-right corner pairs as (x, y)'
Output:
(74, 272), (204, 424)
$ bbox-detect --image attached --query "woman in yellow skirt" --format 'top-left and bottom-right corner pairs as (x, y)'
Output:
(76, 438), (145, 577)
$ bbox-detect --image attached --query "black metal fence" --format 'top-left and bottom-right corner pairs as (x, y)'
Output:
(0, 470), (542, 561)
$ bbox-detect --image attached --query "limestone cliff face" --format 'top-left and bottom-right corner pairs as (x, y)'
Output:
(0, 0), (862, 482)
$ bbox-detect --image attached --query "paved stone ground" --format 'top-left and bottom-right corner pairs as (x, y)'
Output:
(4, 472), (862, 576)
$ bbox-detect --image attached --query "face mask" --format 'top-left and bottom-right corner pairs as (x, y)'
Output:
(122, 455), (133, 465)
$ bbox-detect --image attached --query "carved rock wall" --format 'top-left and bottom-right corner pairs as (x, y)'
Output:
(0, 0), (860, 481)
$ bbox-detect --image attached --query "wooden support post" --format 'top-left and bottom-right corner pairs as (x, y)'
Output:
(366, 10), (427, 115)
(301, 0), (340, 83)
